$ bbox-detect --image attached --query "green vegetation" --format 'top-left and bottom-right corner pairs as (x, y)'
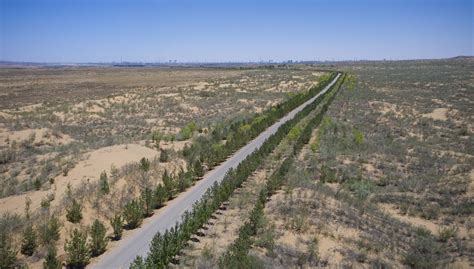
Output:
(20, 224), (37, 256)
(99, 171), (110, 194)
(43, 244), (62, 269)
(123, 199), (144, 229)
(110, 214), (124, 240)
(64, 228), (90, 268)
(89, 219), (108, 256)
(66, 198), (83, 223)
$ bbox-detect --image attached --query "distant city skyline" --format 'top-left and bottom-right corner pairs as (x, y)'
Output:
(1, 0), (472, 63)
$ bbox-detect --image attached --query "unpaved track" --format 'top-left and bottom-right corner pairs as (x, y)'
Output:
(91, 74), (341, 269)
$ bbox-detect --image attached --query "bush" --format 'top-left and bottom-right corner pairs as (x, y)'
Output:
(99, 171), (109, 194)
(20, 224), (37, 256)
(193, 159), (204, 178)
(43, 244), (61, 269)
(438, 226), (457, 242)
(139, 158), (150, 173)
(141, 187), (155, 217)
(66, 199), (83, 223)
(159, 149), (169, 162)
(39, 216), (61, 245)
(110, 214), (124, 240)
(320, 164), (336, 183)
(154, 184), (167, 208)
(65, 228), (90, 268)
(89, 219), (108, 256)
(353, 129), (364, 145)
(0, 231), (17, 269)
(123, 199), (144, 229)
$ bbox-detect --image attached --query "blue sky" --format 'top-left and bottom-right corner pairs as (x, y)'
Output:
(0, 0), (472, 62)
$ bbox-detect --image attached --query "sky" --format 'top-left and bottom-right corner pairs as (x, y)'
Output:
(0, 0), (472, 62)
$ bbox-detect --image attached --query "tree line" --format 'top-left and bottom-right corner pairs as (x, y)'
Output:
(129, 73), (343, 269)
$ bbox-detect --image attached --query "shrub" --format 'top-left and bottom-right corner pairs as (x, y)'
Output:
(66, 199), (83, 223)
(153, 184), (167, 208)
(438, 226), (457, 242)
(288, 126), (301, 141)
(141, 188), (155, 217)
(43, 244), (61, 269)
(353, 129), (364, 145)
(110, 214), (124, 240)
(139, 157), (150, 173)
(99, 171), (109, 194)
(64, 228), (90, 268)
(39, 216), (61, 245)
(159, 149), (169, 162)
(123, 200), (144, 229)
(0, 231), (17, 269)
(320, 164), (336, 183)
(89, 219), (108, 256)
(20, 224), (37, 256)
(193, 159), (204, 178)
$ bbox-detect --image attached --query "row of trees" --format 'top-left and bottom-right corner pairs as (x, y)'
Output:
(181, 73), (338, 169)
(129, 74), (343, 268)
(219, 73), (347, 267)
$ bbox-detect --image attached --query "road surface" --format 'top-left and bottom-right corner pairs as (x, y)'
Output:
(91, 73), (341, 269)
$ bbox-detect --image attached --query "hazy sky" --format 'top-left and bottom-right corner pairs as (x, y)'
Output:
(1, 0), (472, 62)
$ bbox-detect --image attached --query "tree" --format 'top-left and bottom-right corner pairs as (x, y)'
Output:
(89, 220), (108, 256)
(110, 214), (123, 240)
(43, 244), (61, 269)
(162, 170), (175, 199)
(141, 187), (154, 217)
(193, 159), (204, 178)
(99, 171), (109, 194)
(159, 149), (169, 162)
(123, 200), (144, 229)
(39, 216), (61, 245)
(139, 157), (150, 173)
(20, 224), (37, 256)
(64, 228), (90, 268)
(66, 199), (83, 223)
(154, 184), (167, 208)
(0, 231), (17, 269)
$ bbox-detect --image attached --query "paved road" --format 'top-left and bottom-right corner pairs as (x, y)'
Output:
(91, 73), (341, 269)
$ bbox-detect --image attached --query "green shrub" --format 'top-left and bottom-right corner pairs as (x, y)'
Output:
(39, 216), (61, 245)
(0, 231), (17, 268)
(110, 214), (124, 240)
(20, 224), (37, 256)
(66, 199), (83, 223)
(159, 149), (169, 162)
(43, 244), (61, 269)
(139, 157), (150, 172)
(353, 129), (364, 145)
(99, 171), (109, 194)
(193, 159), (204, 178)
(89, 220), (108, 256)
(123, 200), (144, 229)
(64, 228), (90, 268)
(438, 226), (457, 242)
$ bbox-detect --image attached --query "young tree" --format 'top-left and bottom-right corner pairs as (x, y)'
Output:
(64, 228), (90, 268)
(20, 224), (37, 256)
(159, 149), (169, 162)
(89, 220), (108, 256)
(66, 198), (83, 223)
(43, 244), (61, 269)
(39, 216), (61, 246)
(193, 159), (204, 178)
(99, 171), (110, 194)
(139, 157), (150, 173)
(110, 214), (123, 240)
(141, 187), (154, 217)
(0, 231), (17, 269)
(162, 170), (175, 199)
(123, 200), (144, 229)
(154, 184), (167, 208)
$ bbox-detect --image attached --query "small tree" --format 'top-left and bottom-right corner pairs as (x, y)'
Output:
(154, 184), (167, 208)
(193, 159), (204, 178)
(66, 199), (83, 223)
(43, 244), (61, 269)
(123, 200), (144, 229)
(20, 224), (37, 256)
(64, 228), (90, 268)
(0, 231), (17, 269)
(141, 187), (154, 217)
(89, 220), (108, 256)
(139, 157), (150, 172)
(99, 171), (109, 194)
(159, 149), (169, 162)
(39, 216), (61, 246)
(162, 170), (175, 199)
(110, 214), (123, 240)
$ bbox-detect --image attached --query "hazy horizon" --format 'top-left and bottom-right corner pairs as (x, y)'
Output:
(1, 0), (473, 63)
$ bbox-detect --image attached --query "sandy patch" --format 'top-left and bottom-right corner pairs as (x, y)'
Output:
(193, 82), (209, 90)
(0, 128), (73, 146)
(0, 143), (158, 215)
(378, 203), (439, 235)
(423, 108), (448, 121)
